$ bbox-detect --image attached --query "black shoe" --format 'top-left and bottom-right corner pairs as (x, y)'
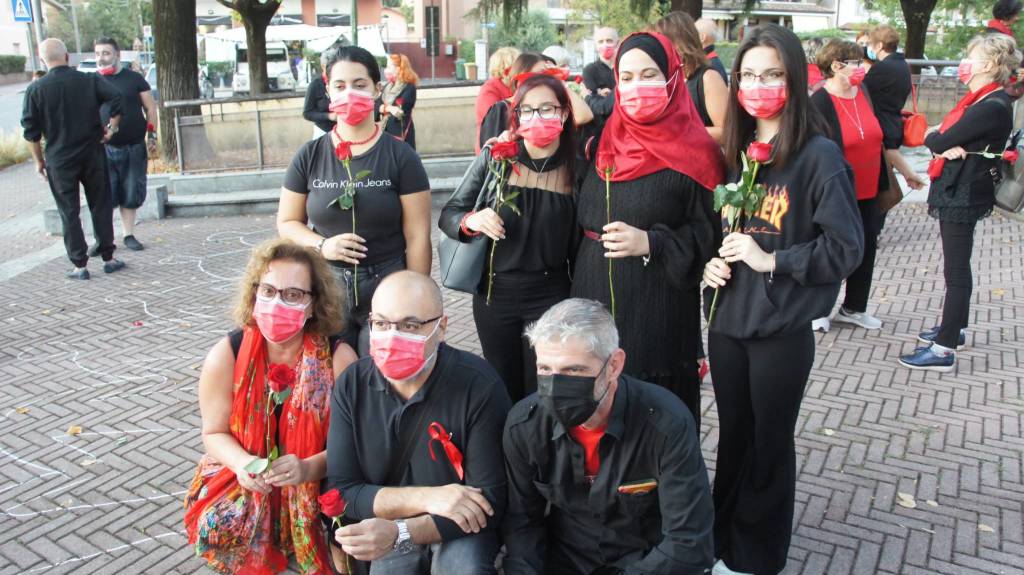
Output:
(87, 243), (100, 258)
(103, 259), (126, 274)
(123, 235), (144, 251)
(65, 268), (90, 280)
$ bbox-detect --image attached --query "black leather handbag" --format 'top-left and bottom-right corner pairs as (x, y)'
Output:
(438, 160), (496, 294)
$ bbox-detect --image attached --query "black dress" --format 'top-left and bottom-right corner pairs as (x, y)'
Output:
(379, 83), (417, 149)
(572, 165), (719, 423)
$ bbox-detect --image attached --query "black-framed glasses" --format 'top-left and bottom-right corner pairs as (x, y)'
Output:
(836, 60), (863, 70)
(368, 314), (442, 334)
(254, 283), (313, 306)
(515, 104), (563, 121)
(736, 69), (787, 88)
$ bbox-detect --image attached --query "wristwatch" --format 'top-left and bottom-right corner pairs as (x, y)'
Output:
(105, 122), (119, 134)
(393, 519), (413, 553)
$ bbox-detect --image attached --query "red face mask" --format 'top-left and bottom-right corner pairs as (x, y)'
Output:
(329, 88), (375, 125)
(847, 67), (866, 86)
(370, 322), (440, 381)
(97, 64), (116, 76)
(618, 77), (672, 123)
(738, 85), (788, 119)
(517, 115), (564, 147)
(599, 45), (615, 61)
(957, 59), (974, 85)
(252, 298), (308, 344)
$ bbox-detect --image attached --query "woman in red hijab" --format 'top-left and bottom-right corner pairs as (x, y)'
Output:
(571, 31), (724, 425)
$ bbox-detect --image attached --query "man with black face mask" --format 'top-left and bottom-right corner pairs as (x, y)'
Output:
(502, 298), (714, 575)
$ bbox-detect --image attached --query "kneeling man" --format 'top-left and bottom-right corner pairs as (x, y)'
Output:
(502, 298), (714, 574)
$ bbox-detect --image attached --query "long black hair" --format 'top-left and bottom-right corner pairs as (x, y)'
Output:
(325, 45), (381, 85)
(509, 73), (577, 176)
(722, 24), (826, 171)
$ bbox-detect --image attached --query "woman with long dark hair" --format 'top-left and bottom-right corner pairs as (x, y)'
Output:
(702, 25), (863, 575)
(440, 74), (577, 401)
(573, 31), (723, 424)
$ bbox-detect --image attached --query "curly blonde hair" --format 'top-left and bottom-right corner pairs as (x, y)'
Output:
(967, 33), (1023, 84)
(232, 238), (345, 336)
(489, 47), (521, 83)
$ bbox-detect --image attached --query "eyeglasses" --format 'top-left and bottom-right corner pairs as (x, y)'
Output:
(254, 283), (313, 306)
(368, 315), (442, 334)
(515, 104), (563, 121)
(836, 60), (863, 70)
(737, 70), (787, 88)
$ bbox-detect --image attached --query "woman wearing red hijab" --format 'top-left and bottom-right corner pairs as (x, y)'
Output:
(572, 31), (724, 425)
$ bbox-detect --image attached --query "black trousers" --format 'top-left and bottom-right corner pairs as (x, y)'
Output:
(709, 327), (815, 575)
(472, 269), (570, 403)
(843, 197), (881, 313)
(936, 219), (978, 349)
(331, 255), (405, 356)
(46, 145), (115, 267)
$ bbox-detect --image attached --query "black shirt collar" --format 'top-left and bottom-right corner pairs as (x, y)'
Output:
(551, 376), (628, 440)
(704, 44), (716, 54)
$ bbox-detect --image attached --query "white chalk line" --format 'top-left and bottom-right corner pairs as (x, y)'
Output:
(25, 529), (188, 573)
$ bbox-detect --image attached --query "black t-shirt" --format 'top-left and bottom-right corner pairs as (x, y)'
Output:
(100, 68), (150, 146)
(862, 53), (912, 150)
(284, 133), (430, 266)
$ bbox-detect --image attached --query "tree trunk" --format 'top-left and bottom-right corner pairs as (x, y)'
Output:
(673, 0), (702, 19)
(900, 0), (937, 61)
(153, 0), (199, 164)
(244, 18), (271, 95)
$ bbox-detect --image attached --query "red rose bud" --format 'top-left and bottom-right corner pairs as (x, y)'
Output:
(1003, 150), (1019, 164)
(268, 364), (295, 393)
(147, 123), (156, 133)
(318, 488), (348, 518)
(746, 142), (773, 164)
(395, 98), (404, 106)
(596, 150), (615, 174)
(334, 139), (353, 162)
(490, 140), (518, 161)
(574, 75), (583, 84)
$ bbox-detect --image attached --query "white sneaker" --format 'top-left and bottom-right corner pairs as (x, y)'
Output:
(833, 307), (883, 330)
(811, 317), (831, 332)
(713, 559), (754, 575)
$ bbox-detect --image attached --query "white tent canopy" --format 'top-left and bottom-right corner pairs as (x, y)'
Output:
(203, 24), (385, 62)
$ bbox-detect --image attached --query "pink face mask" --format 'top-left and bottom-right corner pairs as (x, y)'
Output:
(738, 85), (788, 119)
(599, 45), (615, 61)
(384, 69), (396, 83)
(252, 298), (308, 344)
(97, 64), (116, 76)
(329, 88), (376, 125)
(957, 59), (974, 85)
(618, 79), (670, 123)
(370, 322), (440, 381)
(847, 67), (866, 86)
(517, 115), (564, 147)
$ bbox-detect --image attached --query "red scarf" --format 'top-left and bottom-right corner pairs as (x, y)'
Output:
(595, 32), (725, 190)
(927, 82), (1002, 180)
(988, 19), (1014, 36)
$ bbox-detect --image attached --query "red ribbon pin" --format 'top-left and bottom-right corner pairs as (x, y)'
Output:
(428, 422), (464, 481)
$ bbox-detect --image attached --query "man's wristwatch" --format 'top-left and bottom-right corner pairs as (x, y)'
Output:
(393, 519), (413, 553)
(105, 122), (119, 134)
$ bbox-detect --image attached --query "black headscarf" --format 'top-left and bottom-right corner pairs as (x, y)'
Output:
(616, 33), (670, 77)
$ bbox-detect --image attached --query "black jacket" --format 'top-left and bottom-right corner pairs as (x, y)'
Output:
(704, 136), (864, 339)
(862, 52), (912, 150)
(302, 76), (333, 132)
(438, 146), (496, 242)
(810, 86), (890, 197)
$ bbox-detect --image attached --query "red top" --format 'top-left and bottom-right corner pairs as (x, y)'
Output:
(807, 64), (825, 93)
(568, 423), (607, 479)
(475, 77), (512, 153)
(831, 90), (883, 200)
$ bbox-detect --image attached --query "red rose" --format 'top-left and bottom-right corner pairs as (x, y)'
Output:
(1003, 149), (1019, 164)
(596, 150), (615, 175)
(318, 488), (348, 518)
(334, 139), (352, 162)
(268, 364), (295, 393)
(574, 75), (583, 84)
(746, 142), (773, 164)
(395, 98), (404, 106)
(490, 140), (518, 161)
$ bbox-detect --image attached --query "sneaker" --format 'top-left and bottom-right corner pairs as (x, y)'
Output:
(103, 259), (126, 274)
(87, 243), (100, 258)
(833, 307), (883, 330)
(123, 235), (144, 251)
(698, 358), (710, 383)
(898, 345), (955, 372)
(65, 267), (90, 280)
(917, 326), (966, 350)
(811, 317), (831, 332)
(713, 559), (753, 575)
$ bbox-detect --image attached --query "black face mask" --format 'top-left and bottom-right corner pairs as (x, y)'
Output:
(537, 359), (611, 428)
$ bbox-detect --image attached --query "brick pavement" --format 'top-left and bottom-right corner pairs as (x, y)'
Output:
(0, 199), (1021, 574)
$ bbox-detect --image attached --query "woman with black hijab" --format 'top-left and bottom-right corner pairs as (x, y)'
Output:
(573, 31), (724, 425)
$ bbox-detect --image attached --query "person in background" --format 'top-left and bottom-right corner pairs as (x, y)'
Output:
(695, 18), (729, 82)
(379, 53), (419, 149)
(440, 74), (578, 403)
(702, 24), (863, 575)
(303, 50), (335, 138)
(899, 34), (1019, 372)
(183, 238), (357, 575)
(32, 70), (45, 81)
(92, 36), (157, 254)
(988, 0), (1022, 36)
(542, 45), (572, 77)
(502, 298), (714, 575)
(582, 26), (619, 134)
(863, 25), (927, 193)
(21, 38), (125, 280)
(476, 47), (520, 154)
(854, 30), (874, 70)
(811, 40), (894, 333)
(802, 37), (826, 93)
(278, 46), (432, 355)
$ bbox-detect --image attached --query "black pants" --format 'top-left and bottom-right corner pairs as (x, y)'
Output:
(47, 145), (115, 267)
(709, 328), (815, 575)
(936, 220), (977, 349)
(472, 269), (570, 402)
(331, 256), (405, 356)
(843, 197), (880, 313)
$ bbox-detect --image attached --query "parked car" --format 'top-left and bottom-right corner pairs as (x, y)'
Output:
(77, 59), (97, 73)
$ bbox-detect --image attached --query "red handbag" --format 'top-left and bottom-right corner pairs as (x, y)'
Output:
(902, 71), (927, 147)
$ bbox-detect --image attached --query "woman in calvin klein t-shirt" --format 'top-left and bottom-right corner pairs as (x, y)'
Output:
(278, 46), (432, 355)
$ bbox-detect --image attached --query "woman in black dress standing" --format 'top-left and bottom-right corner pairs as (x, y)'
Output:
(440, 74), (577, 402)
(572, 31), (724, 424)
(378, 53), (418, 149)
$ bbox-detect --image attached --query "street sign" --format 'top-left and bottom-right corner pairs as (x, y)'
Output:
(12, 0), (33, 22)
(142, 25), (152, 38)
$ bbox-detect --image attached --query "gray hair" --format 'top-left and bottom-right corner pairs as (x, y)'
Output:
(542, 45), (571, 67)
(695, 19), (717, 43)
(525, 298), (619, 359)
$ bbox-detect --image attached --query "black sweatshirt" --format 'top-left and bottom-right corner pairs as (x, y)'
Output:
(704, 135), (864, 339)
(302, 76), (333, 133)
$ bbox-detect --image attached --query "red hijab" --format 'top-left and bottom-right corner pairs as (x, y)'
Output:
(595, 32), (725, 190)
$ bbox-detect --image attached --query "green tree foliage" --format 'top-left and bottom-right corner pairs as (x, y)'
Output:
(566, 0), (664, 39)
(47, 0), (154, 54)
(490, 9), (559, 52)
